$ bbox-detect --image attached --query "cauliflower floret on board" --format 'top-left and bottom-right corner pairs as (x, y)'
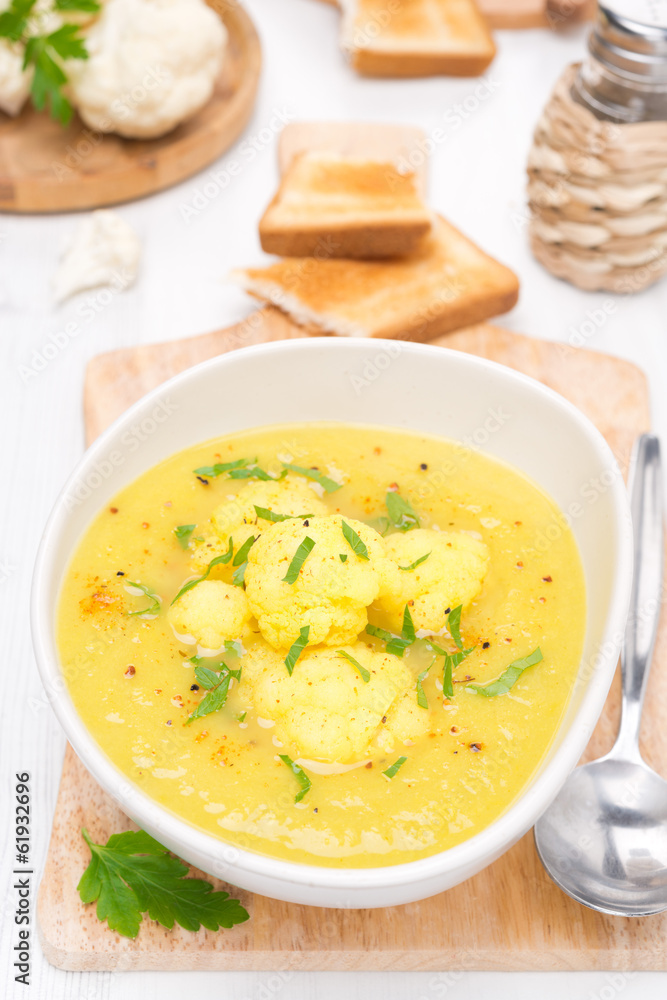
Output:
(243, 642), (420, 762)
(190, 477), (328, 573)
(378, 529), (489, 632)
(244, 515), (387, 649)
(167, 579), (250, 651)
(67, 0), (227, 139)
(0, 40), (32, 117)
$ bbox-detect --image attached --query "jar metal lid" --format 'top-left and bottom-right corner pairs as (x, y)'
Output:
(592, 1), (667, 86)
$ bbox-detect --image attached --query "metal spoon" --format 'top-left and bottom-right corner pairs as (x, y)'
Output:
(534, 433), (667, 916)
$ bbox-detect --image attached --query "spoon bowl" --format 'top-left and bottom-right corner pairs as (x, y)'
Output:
(535, 756), (667, 916)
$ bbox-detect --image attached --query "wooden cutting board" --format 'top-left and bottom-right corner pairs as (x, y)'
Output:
(0, 1), (261, 213)
(38, 311), (667, 972)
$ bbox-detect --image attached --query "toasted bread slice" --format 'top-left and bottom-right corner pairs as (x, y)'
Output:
(341, 0), (496, 78)
(234, 216), (519, 341)
(259, 152), (433, 259)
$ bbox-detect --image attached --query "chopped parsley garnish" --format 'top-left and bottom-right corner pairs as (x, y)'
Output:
(416, 659), (434, 709)
(337, 649), (371, 683)
(284, 626), (310, 675)
(385, 491), (420, 532)
(231, 535), (258, 588)
(339, 553), (348, 562)
(468, 647), (543, 697)
(399, 553), (430, 571)
(125, 582), (161, 618)
(77, 828), (249, 939)
(442, 647), (475, 698)
(341, 521), (370, 560)
(368, 516), (390, 537)
(173, 524), (196, 549)
(253, 506), (312, 523)
(232, 562), (247, 587)
(401, 604), (416, 644)
(185, 663), (241, 724)
(193, 458), (255, 478)
(382, 756), (407, 780)
(446, 604), (464, 649)
(228, 466), (278, 482)
(281, 463), (342, 494)
(282, 537), (315, 585)
(171, 542), (233, 605)
(224, 639), (243, 657)
(279, 754), (312, 803)
(237, 712), (246, 723)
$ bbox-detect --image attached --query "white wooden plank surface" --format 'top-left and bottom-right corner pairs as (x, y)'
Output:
(1, 0), (666, 997)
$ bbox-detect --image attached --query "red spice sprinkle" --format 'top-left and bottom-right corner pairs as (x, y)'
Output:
(154, 689), (162, 695)
(388, 482), (399, 492)
(450, 726), (458, 733)
(374, 447), (382, 455)
(469, 742), (482, 752)
(504, 637), (512, 643)
(365, 762), (373, 769)
(381, 716), (387, 724)
(539, 597), (547, 604)
(142, 522), (150, 529)
(124, 665), (135, 677)
(542, 575), (553, 582)
(109, 507), (118, 514)
(516, 561), (523, 568)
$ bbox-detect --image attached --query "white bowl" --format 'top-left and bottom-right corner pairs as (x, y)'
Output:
(32, 338), (632, 908)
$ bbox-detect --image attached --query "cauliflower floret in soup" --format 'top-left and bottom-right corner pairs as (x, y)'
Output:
(244, 515), (387, 649)
(67, 0), (227, 139)
(167, 579), (250, 651)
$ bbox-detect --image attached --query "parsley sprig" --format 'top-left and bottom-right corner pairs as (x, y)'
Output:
(186, 663), (241, 725)
(0, 0), (100, 125)
(77, 828), (249, 939)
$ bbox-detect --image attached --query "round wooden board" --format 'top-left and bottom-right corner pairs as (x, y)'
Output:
(0, 1), (261, 213)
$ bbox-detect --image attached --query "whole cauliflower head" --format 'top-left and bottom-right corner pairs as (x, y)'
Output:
(167, 579), (251, 651)
(67, 0), (227, 139)
(243, 642), (426, 762)
(244, 515), (387, 650)
(378, 529), (490, 632)
(190, 477), (328, 573)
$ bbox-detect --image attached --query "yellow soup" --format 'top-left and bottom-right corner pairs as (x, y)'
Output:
(57, 423), (586, 868)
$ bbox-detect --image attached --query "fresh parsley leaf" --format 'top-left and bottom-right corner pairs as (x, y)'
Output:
(446, 605), (464, 650)
(401, 604), (416, 644)
(336, 649), (370, 683)
(232, 562), (247, 587)
(281, 463), (342, 494)
(224, 639), (243, 657)
(385, 491), (419, 532)
(228, 466), (276, 482)
(382, 756), (407, 779)
(77, 827), (249, 939)
(193, 458), (255, 478)
(341, 521), (370, 560)
(22, 20), (92, 125)
(174, 524), (196, 549)
(125, 581), (161, 618)
(253, 505), (312, 523)
(399, 553), (430, 571)
(416, 659), (434, 709)
(468, 648), (543, 698)
(237, 711), (246, 723)
(339, 553), (348, 562)
(284, 625), (309, 675)
(55, 0), (101, 11)
(282, 537), (315, 585)
(0, 0), (37, 42)
(186, 664), (241, 724)
(279, 755), (311, 803)
(171, 542), (233, 605)
(367, 516), (390, 537)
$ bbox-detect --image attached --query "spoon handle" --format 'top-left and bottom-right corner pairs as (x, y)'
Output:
(615, 433), (664, 759)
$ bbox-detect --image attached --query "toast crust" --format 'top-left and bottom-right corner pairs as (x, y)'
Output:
(235, 216), (519, 341)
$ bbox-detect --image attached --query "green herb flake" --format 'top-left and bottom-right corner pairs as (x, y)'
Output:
(186, 663), (242, 724)
(446, 604), (464, 650)
(336, 650), (371, 683)
(284, 626), (310, 675)
(416, 659), (434, 709)
(382, 756), (407, 780)
(125, 581), (161, 618)
(339, 553), (348, 563)
(442, 646), (475, 698)
(282, 536), (316, 585)
(77, 827), (249, 939)
(468, 648), (543, 698)
(253, 505), (312, 523)
(224, 640), (243, 657)
(173, 524), (196, 550)
(401, 604), (416, 643)
(399, 552), (430, 571)
(233, 535), (258, 567)
(365, 623), (411, 658)
(193, 458), (255, 478)
(228, 466), (275, 482)
(171, 541), (233, 605)
(385, 491), (420, 532)
(278, 754), (312, 803)
(237, 712), (246, 723)
(281, 462), (342, 494)
(341, 520), (370, 560)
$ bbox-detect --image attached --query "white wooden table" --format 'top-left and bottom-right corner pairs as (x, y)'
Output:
(1, 1), (667, 997)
